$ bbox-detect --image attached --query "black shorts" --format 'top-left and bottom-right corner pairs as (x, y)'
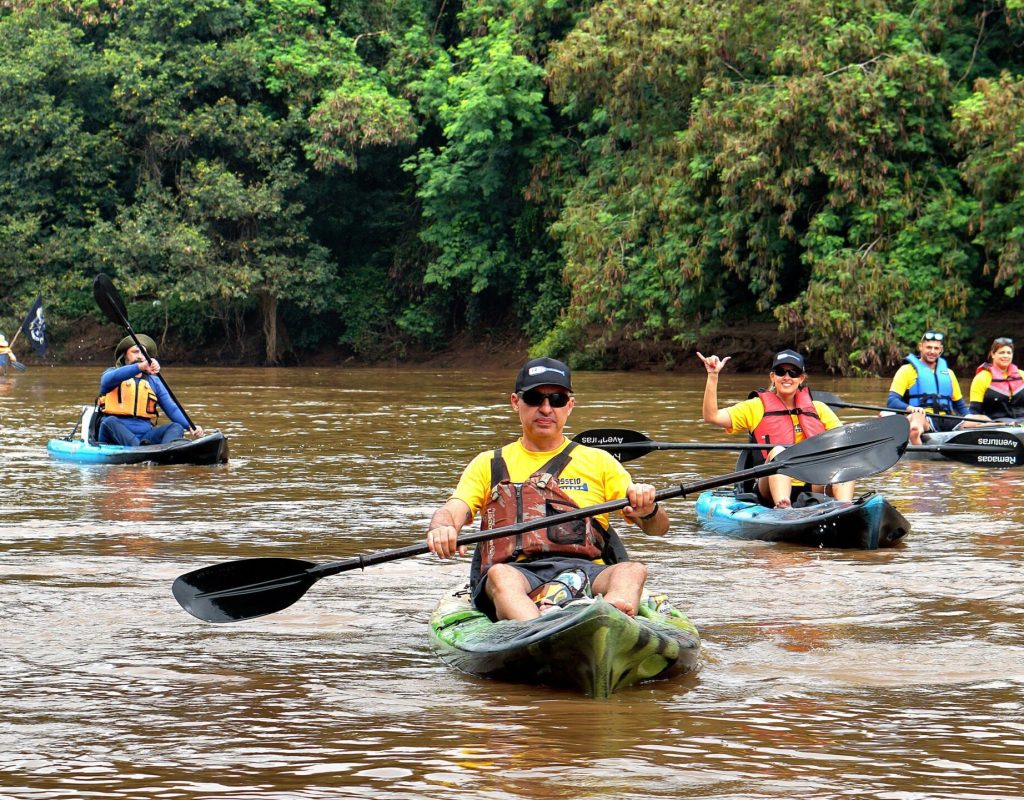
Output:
(471, 556), (610, 620)
(928, 415), (960, 433)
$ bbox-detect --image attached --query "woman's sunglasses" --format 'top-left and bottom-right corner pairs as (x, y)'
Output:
(519, 389), (572, 408)
(993, 337), (1014, 348)
(772, 367), (803, 378)
(922, 331), (944, 341)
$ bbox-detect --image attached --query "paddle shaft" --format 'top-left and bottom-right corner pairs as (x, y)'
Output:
(94, 276), (195, 430)
(306, 461), (796, 579)
(175, 416), (908, 621)
(811, 391), (983, 424)
(601, 440), (1013, 456)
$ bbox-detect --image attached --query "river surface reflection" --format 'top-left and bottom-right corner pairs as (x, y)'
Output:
(1, 366), (1021, 799)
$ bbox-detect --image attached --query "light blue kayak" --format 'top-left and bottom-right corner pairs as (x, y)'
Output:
(47, 432), (228, 465)
(694, 490), (910, 549)
(47, 405), (228, 465)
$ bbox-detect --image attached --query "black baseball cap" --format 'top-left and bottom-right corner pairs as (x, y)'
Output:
(514, 357), (573, 393)
(771, 349), (805, 372)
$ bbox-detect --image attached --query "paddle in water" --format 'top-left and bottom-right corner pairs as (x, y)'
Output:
(575, 426), (1024, 469)
(172, 415), (910, 624)
(93, 273), (196, 431)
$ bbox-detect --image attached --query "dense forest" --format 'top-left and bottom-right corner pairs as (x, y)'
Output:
(1, 0), (1023, 372)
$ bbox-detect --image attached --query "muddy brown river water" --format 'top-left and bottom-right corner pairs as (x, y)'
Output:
(1, 366), (1021, 799)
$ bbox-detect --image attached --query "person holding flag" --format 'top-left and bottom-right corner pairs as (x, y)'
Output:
(0, 333), (22, 375)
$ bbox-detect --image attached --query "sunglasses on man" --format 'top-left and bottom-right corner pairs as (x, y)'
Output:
(772, 366), (803, 378)
(518, 389), (572, 408)
(922, 331), (944, 341)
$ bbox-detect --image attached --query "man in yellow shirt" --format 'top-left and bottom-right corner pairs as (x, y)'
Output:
(886, 331), (970, 444)
(426, 357), (668, 622)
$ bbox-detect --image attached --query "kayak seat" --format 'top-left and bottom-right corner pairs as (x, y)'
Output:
(73, 404), (103, 445)
(732, 446), (759, 497)
(792, 492), (830, 508)
(88, 408), (102, 445)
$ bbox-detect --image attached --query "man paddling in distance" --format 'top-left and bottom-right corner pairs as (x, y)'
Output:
(886, 331), (976, 445)
(96, 334), (204, 446)
(425, 357), (668, 622)
(698, 349), (854, 509)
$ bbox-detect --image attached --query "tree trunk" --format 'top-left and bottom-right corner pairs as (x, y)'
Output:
(259, 290), (280, 365)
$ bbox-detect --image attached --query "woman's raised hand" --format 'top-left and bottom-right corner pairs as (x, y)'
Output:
(697, 352), (731, 375)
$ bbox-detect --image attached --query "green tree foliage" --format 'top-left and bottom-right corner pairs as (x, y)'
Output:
(954, 72), (1024, 297)
(2, 0), (1024, 372)
(543, 0), (1014, 371)
(402, 1), (574, 341)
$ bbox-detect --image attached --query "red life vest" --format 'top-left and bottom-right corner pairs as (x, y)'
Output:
(975, 361), (1024, 418)
(750, 388), (826, 458)
(470, 442), (612, 585)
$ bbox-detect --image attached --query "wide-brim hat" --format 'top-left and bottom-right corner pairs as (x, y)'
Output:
(115, 334), (157, 365)
(514, 357), (573, 393)
(771, 349), (805, 372)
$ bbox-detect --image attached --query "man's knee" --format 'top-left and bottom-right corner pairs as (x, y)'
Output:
(603, 561), (647, 586)
(484, 564), (529, 596)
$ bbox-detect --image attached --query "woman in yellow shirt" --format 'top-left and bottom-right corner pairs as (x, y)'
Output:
(969, 337), (1024, 422)
(698, 349), (854, 508)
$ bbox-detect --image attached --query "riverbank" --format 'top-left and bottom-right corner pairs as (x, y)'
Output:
(25, 313), (1024, 374)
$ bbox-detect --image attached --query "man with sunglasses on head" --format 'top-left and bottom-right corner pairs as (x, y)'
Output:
(886, 331), (970, 445)
(425, 357), (668, 622)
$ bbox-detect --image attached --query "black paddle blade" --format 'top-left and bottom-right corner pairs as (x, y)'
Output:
(776, 415), (909, 484)
(172, 557), (320, 623)
(572, 428), (652, 463)
(938, 429), (1024, 468)
(93, 273), (131, 327)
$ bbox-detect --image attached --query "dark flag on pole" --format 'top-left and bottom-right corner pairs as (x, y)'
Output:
(20, 295), (48, 356)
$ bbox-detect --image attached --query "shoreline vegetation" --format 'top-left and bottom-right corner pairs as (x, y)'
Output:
(18, 313), (1021, 375)
(3, 2), (1024, 375)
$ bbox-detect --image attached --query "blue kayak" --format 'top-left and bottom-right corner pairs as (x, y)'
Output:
(47, 432), (228, 465)
(47, 405), (228, 465)
(694, 490), (910, 549)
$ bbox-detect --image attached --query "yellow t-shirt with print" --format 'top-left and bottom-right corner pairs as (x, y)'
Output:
(452, 438), (633, 530)
(725, 396), (843, 440)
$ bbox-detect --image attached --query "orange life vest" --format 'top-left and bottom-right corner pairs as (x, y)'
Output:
(98, 377), (159, 422)
(469, 443), (617, 587)
(750, 388), (826, 458)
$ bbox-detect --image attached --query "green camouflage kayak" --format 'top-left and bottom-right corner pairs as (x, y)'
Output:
(429, 587), (701, 698)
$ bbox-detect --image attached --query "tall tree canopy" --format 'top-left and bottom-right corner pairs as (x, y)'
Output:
(1, 0), (1023, 371)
